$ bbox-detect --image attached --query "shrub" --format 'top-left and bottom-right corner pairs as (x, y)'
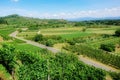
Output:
(67, 40), (76, 45)
(34, 34), (43, 42)
(46, 39), (54, 47)
(18, 29), (22, 33)
(100, 43), (115, 52)
(115, 29), (120, 36)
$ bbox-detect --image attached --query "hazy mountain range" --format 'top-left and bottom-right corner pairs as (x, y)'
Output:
(67, 17), (120, 21)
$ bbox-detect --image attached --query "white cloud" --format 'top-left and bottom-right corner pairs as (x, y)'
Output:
(0, 7), (120, 19)
(11, 0), (19, 2)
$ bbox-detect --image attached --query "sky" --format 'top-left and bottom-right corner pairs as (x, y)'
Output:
(0, 0), (120, 19)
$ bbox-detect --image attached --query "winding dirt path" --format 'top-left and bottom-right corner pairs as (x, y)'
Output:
(9, 31), (59, 53)
(9, 31), (120, 72)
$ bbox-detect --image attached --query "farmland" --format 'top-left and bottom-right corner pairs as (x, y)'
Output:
(0, 15), (120, 80)
(18, 26), (119, 39)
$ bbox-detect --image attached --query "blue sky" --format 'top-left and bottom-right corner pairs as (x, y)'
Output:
(0, 0), (120, 19)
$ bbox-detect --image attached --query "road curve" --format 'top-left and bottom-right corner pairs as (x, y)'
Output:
(9, 31), (120, 72)
(9, 31), (59, 53)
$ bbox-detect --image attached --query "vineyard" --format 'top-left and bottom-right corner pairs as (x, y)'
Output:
(0, 15), (120, 80)
(0, 44), (106, 80)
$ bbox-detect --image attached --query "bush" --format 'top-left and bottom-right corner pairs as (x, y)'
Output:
(100, 43), (115, 52)
(115, 29), (120, 36)
(67, 40), (76, 45)
(46, 39), (54, 47)
(34, 34), (43, 42)
(18, 29), (22, 33)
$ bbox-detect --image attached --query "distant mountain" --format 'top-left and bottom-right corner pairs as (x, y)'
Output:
(67, 17), (120, 21)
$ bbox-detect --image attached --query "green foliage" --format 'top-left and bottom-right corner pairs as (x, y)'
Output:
(82, 28), (87, 32)
(110, 72), (120, 80)
(64, 44), (120, 69)
(0, 44), (106, 80)
(0, 44), (16, 74)
(74, 20), (120, 27)
(13, 38), (26, 43)
(18, 29), (22, 33)
(17, 51), (48, 80)
(67, 39), (76, 45)
(0, 28), (16, 40)
(46, 39), (55, 47)
(0, 18), (8, 24)
(0, 64), (12, 80)
(100, 43), (115, 52)
(34, 34), (43, 42)
(17, 51), (105, 80)
(115, 29), (120, 36)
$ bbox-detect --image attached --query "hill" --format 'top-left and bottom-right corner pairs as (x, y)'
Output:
(1, 14), (120, 29)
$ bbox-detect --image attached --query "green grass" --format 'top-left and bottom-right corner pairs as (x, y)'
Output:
(15, 43), (42, 53)
(13, 38), (26, 43)
(59, 32), (92, 39)
(17, 26), (119, 41)
(0, 28), (16, 36)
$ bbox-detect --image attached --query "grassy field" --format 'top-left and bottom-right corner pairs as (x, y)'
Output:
(0, 28), (16, 36)
(16, 26), (120, 55)
(1, 42), (42, 53)
(18, 26), (119, 39)
(15, 43), (42, 52)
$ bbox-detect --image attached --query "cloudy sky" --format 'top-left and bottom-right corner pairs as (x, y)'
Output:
(0, 0), (120, 19)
